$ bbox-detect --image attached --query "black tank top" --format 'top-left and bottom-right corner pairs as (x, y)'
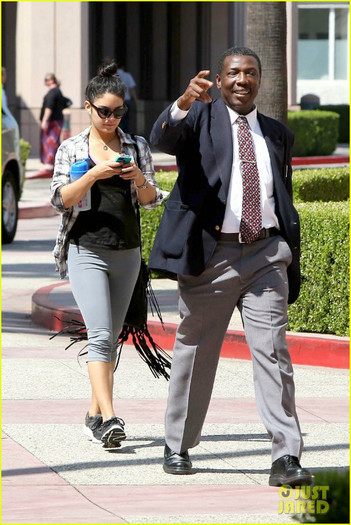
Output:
(69, 158), (140, 250)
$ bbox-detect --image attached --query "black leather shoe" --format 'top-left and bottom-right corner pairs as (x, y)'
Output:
(163, 444), (192, 475)
(269, 455), (313, 487)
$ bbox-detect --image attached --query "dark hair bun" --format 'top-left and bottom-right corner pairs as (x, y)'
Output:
(85, 59), (126, 101)
(97, 61), (118, 78)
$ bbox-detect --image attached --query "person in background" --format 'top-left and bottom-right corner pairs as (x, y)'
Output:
(148, 46), (313, 487)
(39, 73), (65, 176)
(50, 60), (164, 451)
(117, 64), (138, 133)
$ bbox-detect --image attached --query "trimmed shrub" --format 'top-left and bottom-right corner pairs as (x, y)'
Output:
(288, 201), (349, 336)
(293, 468), (349, 523)
(318, 104), (349, 144)
(140, 171), (177, 263)
(141, 171), (349, 336)
(288, 110), (339, 156)
(19, 138), (31, 168)
(293, 167), (349, 203)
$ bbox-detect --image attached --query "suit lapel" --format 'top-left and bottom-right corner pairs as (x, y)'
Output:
(258, 113), (285, 187)
(210, 99), (233, 200)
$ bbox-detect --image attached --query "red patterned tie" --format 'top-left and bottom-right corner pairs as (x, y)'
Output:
(237, 116), (262, 243)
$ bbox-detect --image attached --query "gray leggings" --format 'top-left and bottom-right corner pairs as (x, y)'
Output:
(67, 244), (141, 363)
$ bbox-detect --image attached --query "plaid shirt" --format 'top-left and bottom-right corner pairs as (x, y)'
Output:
(51, 127), (166, 278)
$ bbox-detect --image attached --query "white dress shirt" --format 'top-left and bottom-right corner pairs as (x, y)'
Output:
(170, 101), (280, 233)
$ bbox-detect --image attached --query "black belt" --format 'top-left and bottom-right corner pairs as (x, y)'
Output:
(218, 228), (279, 243)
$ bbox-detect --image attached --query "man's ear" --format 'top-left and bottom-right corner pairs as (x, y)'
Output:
(215, 74), (221, 90)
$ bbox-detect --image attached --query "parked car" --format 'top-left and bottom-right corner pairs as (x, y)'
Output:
(2, 122), (24, 243)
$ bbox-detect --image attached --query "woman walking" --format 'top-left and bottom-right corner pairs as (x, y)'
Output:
(50, 61), (164, 450)
(40, 73), (65, 175)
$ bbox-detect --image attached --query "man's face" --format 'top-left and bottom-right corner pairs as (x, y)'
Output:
(216, 54), (261, 115)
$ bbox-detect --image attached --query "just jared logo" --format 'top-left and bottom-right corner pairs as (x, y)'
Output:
(278, 485), (329, 515)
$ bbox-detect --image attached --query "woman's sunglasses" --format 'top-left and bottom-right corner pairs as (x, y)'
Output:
(90, 102), (128, 120)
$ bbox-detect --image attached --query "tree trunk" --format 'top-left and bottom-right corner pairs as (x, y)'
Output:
(246, 2), (288, 124)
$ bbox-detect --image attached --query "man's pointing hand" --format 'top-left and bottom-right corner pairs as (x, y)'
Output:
(177, 70), (214, 111)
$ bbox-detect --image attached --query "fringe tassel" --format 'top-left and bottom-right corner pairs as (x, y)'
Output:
(117, 323), (171, 380)
(50, 316), (171, 380)
(146, 276), (163, 323)
(49, 317), (87, 350)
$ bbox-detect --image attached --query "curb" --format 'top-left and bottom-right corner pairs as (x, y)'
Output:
(154, 164), (177, 172)
(25, 171), (53, 180)
(292, 155), (349, 166)
(32, 282), (350, 369)
(19, 203), (58, 220)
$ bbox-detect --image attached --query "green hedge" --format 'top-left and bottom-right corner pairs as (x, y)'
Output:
(293, 167), (349, 203)
(287, 201), (349, 336)
(293, 468), (349, 523)
(287, 110), (339, 156)
(140, 171), (177, 263)
(142, 171), (349, 336)
(318, 104), (349, 144)
(19, 138), (31, 168)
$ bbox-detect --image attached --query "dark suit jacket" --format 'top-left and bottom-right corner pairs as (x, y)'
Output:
(148, 98), (300, 304)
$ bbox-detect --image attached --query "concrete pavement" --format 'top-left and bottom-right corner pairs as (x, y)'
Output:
(1, 154), (349, 524)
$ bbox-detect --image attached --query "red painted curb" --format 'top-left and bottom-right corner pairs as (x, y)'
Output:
(154, 164), (177, 172)
(25, 172), (53, 180)
(31, 282), (82, 332)
(32, 282), (350, 369)
(292, 155), (349, 166)
(19, 203), (58, 220)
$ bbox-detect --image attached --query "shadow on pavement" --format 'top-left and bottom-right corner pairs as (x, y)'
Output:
(2, 239), (55, 252)
(2, 310), (53, 335)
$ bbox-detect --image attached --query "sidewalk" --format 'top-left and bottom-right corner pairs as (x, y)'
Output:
(2, 215), (350, 524)
(3, 153), (348, 524)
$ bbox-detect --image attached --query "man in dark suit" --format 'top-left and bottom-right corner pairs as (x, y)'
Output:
(149, 47), (312, 487)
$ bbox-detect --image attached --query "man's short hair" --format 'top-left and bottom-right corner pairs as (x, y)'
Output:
(217, 47), (262, 77)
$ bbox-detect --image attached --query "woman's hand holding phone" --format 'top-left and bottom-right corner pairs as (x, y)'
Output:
(88, 153), (144, 188)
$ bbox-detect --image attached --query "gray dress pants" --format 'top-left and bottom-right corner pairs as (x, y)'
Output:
(165, 235), (303, 463)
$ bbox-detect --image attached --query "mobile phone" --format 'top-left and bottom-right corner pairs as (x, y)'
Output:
(115, 154), (132, 164)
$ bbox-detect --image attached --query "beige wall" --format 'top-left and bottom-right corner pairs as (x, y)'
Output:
(16, 1), (89, 155)
(13, 1), (243, 153)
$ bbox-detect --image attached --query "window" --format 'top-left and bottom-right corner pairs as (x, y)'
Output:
(298, 5), (349, 80)
(335, 8), (348, 79)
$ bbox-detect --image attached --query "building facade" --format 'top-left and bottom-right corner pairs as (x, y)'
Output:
(2, 1), (349, 156)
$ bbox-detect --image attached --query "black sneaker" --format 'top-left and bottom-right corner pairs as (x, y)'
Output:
(83, 412), (103, 443)
(100, 417), (126, 450)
